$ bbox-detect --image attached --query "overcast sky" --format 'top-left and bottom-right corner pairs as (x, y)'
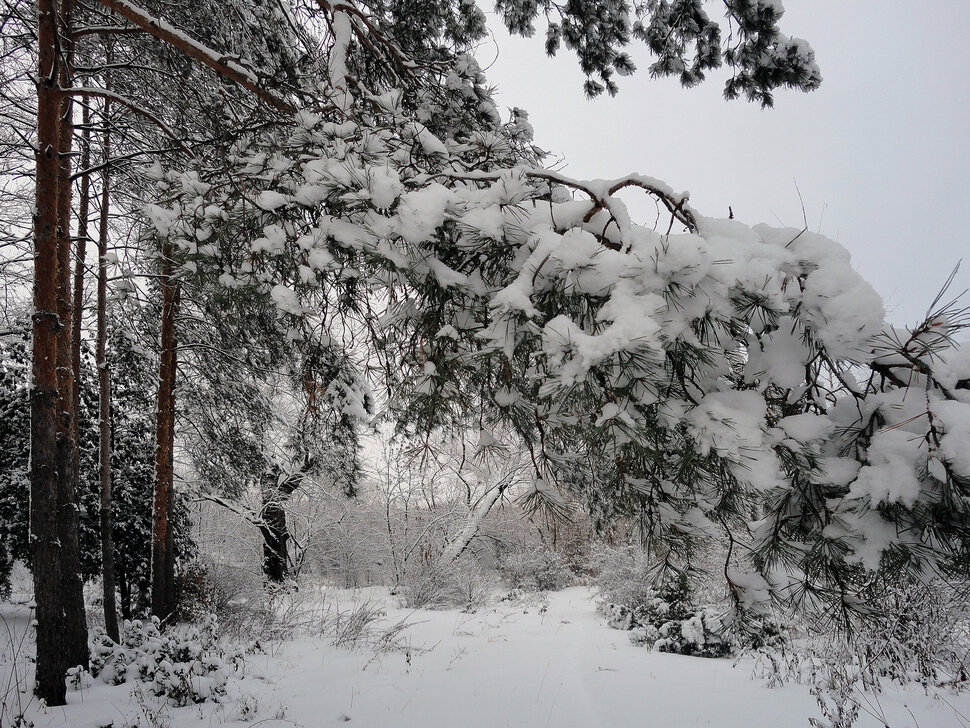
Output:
(483, 0), (970, 325)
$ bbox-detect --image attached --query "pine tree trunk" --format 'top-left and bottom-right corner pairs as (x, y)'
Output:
(151, 243), (180, 622)
(55, 0), (90, 674)
(96, 96), (119, 642)
(31, 0), (87, 705)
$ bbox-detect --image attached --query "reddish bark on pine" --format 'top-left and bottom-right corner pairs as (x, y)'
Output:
(54, 0), (90, 672)
(31, 0), (87, 705)
(151, 242), (181, 622)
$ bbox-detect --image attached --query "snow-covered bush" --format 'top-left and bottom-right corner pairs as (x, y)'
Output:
(591, 545), (731, 657)
(89, 615), (240, 706)
(602, 590), (731, 658)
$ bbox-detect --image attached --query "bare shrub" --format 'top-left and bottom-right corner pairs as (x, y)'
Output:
(327, 600), (387, 648)
(204, 563), (276, 641)
(400, 558), (494, 612)
(588, 544), (662, 609)
(497, 547), (573, 592)
(752, 576), (970, 694)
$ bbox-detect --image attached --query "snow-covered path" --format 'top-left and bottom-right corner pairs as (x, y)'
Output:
(261, 588), (964, 728)
(9, 587), (970, 727)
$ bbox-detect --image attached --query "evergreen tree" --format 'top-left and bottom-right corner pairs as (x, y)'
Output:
(147, 51), (970, 630)
(0, 321), (193, 611)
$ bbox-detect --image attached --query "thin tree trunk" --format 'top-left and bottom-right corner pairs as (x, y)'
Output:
(71, 107), (88, 478)
(118, 565), (131, 621)
(31, 0), (87, 706)
(151, 242), (180, 622)
(96, 93), (119, 642)
(437, 474), (515, 566)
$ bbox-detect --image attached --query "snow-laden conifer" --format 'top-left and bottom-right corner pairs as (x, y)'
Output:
(145, 56), (970, 629)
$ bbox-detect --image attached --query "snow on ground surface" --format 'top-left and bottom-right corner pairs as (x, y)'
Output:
(4, 586), (970, 728)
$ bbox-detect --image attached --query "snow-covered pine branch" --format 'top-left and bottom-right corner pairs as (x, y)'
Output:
(144, 80), (970, 629)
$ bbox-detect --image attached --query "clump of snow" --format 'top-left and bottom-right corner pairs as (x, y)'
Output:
(270, 283), (303, 315)
(396, 184), (453, 244)
(848, 429), (923, 507)
(367, 165), (403, 209)
(777, 412), (834, 442)
(930, 399), (970, 478)
(255, 190), (288, 211)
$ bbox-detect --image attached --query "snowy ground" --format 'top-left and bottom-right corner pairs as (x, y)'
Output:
(4, 586), (970, 728)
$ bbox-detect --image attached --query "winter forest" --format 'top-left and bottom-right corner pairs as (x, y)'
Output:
(1, 0), (969, 726)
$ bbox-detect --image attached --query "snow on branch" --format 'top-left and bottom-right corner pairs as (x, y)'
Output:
(95, 0), (295, 112)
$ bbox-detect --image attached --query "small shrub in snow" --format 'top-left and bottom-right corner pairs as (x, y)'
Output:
(808, 679), (861, 728)
(89, 615), (240, 706)
(318, 598), (413, 657)
(612, 599), (731, 658)
(499, 588), (550, 611)
(328, 600), (386, 649)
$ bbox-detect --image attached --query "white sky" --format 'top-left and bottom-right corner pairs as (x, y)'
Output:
(483, 0), (970, 325)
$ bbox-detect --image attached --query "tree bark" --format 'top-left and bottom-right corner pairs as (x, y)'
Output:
(259, 497), (290, 583)
(31, 0), (88, 706)
(118, 564), (131, 621)
(55, 0), (90, 675)
(258, 470), (304, 583)
(151, 241), (180, 622)
(96, 93), (119, 642)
